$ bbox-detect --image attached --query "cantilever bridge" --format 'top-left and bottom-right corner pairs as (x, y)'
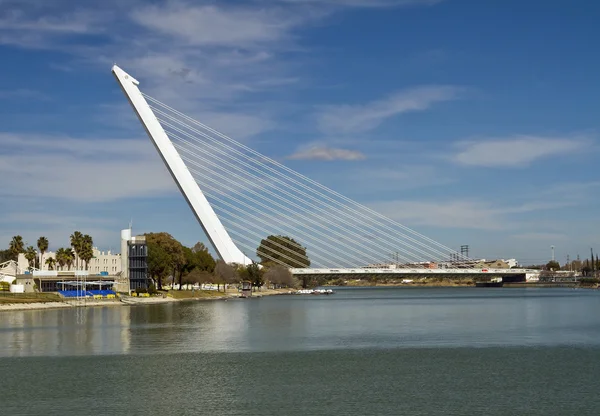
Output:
(112, 66), (532, 279)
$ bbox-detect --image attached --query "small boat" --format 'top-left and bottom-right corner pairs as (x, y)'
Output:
(296, 289), (334, 295)
(476, 277), (504, 288)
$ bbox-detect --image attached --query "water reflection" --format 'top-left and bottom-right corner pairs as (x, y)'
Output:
(1, 288), (600, 357)
(1, 306), (132, 357)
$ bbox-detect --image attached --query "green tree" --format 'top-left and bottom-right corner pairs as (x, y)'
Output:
(246, 263), (263, 290)
(9, 235), (24, 261)
(70, 231), (83, 269)
(256, 235), (310, 268)
(79, 234), (94, 270)
(37, 236), (49, 270)
(192, 242), (216, 272)
(24, 246), (37, 270)
(55, 248), (67, 270)
(45, 257), (56, 271)
(147, 243), (171, 290)
(146, 232), (184, 290)
(65, 248), (75, 270)
(0, 249), (11, 263)
(546, 260), (560, 271)
(176, 246), (195, 290)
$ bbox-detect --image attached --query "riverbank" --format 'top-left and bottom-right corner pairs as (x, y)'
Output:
(0, 287), (294, 311)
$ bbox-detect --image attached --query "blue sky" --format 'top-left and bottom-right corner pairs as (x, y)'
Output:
(1, 0), (599, 265)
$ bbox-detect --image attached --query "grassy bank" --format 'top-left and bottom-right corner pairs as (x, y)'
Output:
(166, 290), (228, 300)
(0, 293), (62, 304)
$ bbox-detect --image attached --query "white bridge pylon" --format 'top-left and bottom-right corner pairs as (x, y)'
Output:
(113, 66), (253, 265)
(112, 65), (475, 270)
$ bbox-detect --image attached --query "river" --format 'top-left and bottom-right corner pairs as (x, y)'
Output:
(1, 287), (599, 415)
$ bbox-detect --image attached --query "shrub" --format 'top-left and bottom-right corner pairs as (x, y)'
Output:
(147, 284), (158, 295)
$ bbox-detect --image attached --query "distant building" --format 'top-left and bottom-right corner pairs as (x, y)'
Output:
(15, 228), (149, 293)
(474, 259), (510, 269)
(18, 248), (121, 274)
(120, 229), (149, 291)
(128, 235), (149, 291)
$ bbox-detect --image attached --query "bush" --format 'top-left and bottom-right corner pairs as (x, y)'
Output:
(148, 284), (158, 295)
(579, 277), (599, 285)
(135, 287), (147, 294)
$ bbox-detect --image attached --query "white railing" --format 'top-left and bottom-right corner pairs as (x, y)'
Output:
(291, 268), (538, 275)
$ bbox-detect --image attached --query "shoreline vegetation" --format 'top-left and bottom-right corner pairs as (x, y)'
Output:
(0, 287), (294, 312)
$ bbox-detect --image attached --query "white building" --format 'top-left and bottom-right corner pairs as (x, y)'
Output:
(18, 247), (122, 274)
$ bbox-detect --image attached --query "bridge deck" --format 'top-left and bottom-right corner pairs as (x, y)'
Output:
(291, 268), (536, 277)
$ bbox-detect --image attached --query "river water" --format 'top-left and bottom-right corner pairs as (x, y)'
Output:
(1, 287), (600, 415)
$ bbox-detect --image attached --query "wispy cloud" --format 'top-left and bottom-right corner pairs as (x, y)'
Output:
(131, 3), (303, 47)
(452, 135), (592, 167)
(368, 198), (576, 230)
(279, 0), (443, 8)
(0, 133), (176, 202)
(287, 145), (365, 160)
(0, 10), (103, 34)
(317, 85), (463, 134)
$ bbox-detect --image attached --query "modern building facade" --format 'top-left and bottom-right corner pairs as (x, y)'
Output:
(128, 235), (149, 290)
(120, 229), (149, 291)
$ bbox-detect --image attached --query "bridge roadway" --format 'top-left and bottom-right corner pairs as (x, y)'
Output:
(290, 268), (538, 279)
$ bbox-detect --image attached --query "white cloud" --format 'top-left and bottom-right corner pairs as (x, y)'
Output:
(0, 10), (102, 34)
(131, 3), (301, 47)
(287, 145), (365, 160)
(452, 135), (591, 167)
(0, 133), (176, 202)
(368, 198), (575, 230)
(317, 86), (462, 134)
(279, 0), (442, 8)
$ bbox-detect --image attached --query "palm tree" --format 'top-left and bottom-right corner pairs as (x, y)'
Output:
(65, 248), (75, 271)
(80, 234), (94, 270)
(70, 231), (83, 270)
(45, 257), (56, 271)
(37, 236), (49, 270)
(9, 235), (24, 261)
(24, 246), (37, 270)
(55, 248), (67, 271)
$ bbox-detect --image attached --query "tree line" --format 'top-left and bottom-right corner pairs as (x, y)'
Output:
(3, 231), (311, 290)
(4, 232), (94, 271)
(145, 232), (302, 291)
(539, 253), (600, 276)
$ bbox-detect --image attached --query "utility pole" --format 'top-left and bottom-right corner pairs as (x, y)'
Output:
(592, 248), (596, 277)
(567, 254), (571, 272)
(551, 245), (555, 262)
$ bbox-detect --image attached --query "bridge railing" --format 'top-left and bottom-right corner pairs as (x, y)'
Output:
(290, 268), (538, 275)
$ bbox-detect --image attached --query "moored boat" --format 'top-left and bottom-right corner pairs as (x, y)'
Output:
(475, 277), (504, 287)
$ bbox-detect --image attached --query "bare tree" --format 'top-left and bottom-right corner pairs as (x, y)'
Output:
(183, 269), (212, 289)
(264, 265), (297, 289)
(214, 260), (238, 292)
